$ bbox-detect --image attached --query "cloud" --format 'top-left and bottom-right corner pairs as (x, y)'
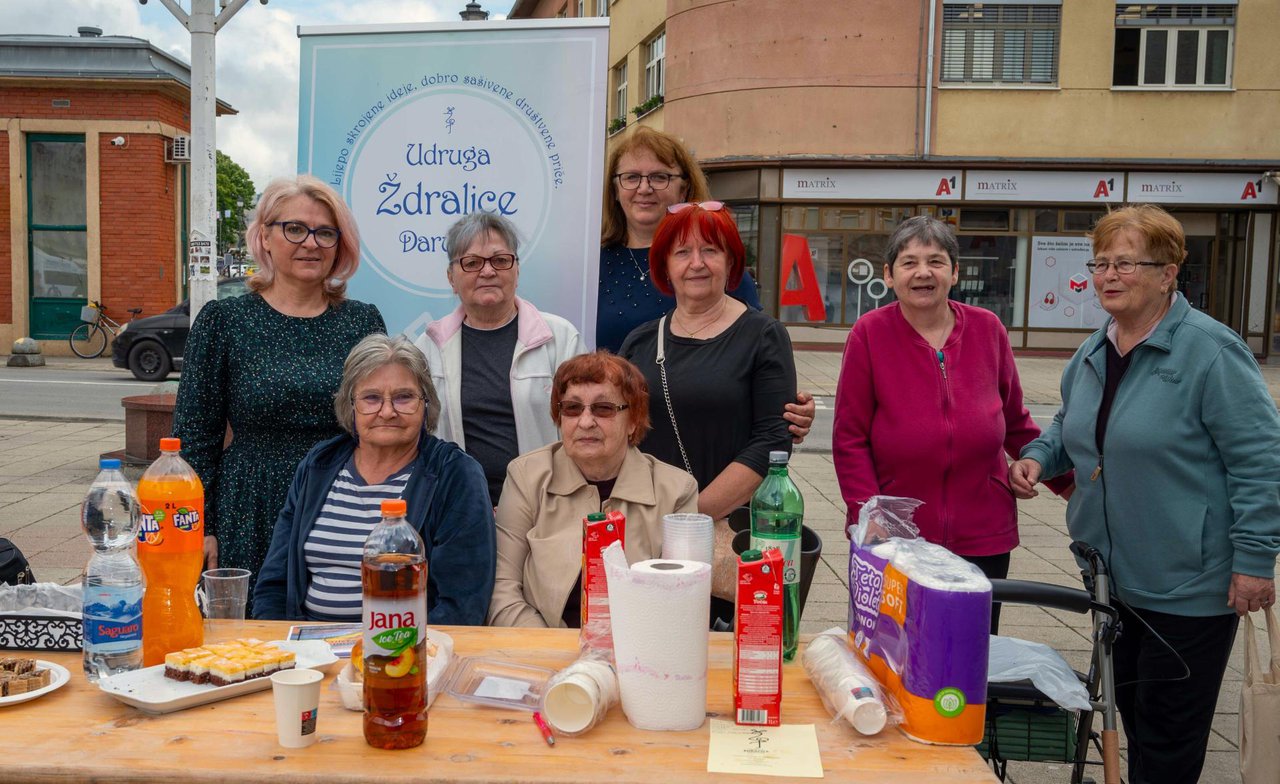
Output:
(3, 0), (514, 189)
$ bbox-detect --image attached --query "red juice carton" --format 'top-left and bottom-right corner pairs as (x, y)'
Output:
(734, 547), (783, 726)
(580, 510), (625, 651)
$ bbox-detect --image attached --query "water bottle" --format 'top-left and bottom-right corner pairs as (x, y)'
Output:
(81, 458), (144, 682)
(750, 450), (804, 662)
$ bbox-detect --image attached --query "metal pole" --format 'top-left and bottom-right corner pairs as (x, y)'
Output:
(143, 0), (257, 326)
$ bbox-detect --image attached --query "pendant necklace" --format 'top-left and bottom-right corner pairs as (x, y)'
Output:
(675, 296), (728, 338)
(625, 247), (648, 281)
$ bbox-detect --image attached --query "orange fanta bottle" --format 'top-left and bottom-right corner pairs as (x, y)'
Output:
(137, 437), (205, 666)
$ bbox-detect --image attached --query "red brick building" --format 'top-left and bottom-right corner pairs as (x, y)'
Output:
(0, 26), (234, 352)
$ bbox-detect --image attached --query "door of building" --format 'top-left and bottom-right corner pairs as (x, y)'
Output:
(26, 134), (88, 339)
(1177, 212), (1246, 335)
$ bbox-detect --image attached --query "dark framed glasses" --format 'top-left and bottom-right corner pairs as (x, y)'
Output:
(558, 401), (630, 419)
(667, 201), (725, 214)
(270, 221), (341, 248)
(455, 253), (517, 273)
(615, 172), (685, 191)
(354, 392), (425, 415)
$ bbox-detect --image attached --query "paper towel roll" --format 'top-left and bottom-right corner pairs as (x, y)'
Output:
(602, 541), (710, 731)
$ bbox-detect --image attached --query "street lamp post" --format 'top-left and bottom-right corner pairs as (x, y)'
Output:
(141, 0), (263, 325)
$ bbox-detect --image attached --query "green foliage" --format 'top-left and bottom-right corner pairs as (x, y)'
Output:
(216, 150), (256, 255)
(631, 94), (664, 118)
(607, 116), (627, 135)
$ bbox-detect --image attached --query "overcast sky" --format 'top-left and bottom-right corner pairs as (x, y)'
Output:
(3, 0), (516, 190)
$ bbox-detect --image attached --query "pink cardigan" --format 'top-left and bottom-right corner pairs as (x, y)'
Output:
(833, 302), (1070, 557)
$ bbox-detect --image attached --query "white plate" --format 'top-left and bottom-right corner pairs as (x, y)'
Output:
(97, 640), (337, 715)
(335, 628), (453, 711)
(0, 660), (70, 707)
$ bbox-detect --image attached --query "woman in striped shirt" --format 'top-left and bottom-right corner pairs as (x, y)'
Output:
(253, 334), (495, 625)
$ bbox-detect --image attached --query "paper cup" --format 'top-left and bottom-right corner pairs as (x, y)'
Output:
(271, 669), (324, 748)
(543, 671), (601, 735)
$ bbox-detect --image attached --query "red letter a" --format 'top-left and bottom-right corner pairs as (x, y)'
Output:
(780, 235), (827, 322)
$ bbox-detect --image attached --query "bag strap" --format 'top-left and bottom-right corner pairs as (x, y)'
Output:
(1242, 607), (1280, 683)
(656, 315), (694, 476)
(1265, 606), (1280, 676)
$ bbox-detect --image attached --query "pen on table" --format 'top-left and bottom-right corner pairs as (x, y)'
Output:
(533, 711), (556, 747)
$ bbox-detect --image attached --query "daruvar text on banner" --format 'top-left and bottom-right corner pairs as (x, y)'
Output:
(298, 19), (609, 344)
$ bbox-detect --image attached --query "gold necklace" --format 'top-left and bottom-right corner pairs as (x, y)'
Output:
(675, 297), (728, 338)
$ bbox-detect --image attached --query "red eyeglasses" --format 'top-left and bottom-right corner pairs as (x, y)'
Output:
(666, 201), (725, 214)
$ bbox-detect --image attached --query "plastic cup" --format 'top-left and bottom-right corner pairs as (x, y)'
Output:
(662, 513), (715, 565)
(198, 568), (249, 620)
(271, 669), (324, 748)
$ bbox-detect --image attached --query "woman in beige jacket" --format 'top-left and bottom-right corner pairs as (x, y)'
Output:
(489, 352), (698, 628)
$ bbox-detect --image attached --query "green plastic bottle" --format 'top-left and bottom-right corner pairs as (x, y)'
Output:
(749, 450), (804, 662)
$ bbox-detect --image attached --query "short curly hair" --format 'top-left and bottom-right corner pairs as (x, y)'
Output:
(549, 352), (650, 446)
(1089, 204), (1189, 270)
(334, 334), (440, 436)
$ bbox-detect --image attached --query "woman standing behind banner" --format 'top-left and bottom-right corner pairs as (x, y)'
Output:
(174, 175), (386, 589)
(597, 126), (814, 441)
(414, 212), (585, 506)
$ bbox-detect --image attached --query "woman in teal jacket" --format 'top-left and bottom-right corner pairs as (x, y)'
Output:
(1010, 205), (1280, 784)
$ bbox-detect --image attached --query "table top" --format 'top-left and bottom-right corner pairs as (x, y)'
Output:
(2, 622), (998, 783)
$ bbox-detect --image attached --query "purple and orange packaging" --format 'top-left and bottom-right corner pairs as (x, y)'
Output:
(580, 510), (625, 651)
(734, 547), (783, 726)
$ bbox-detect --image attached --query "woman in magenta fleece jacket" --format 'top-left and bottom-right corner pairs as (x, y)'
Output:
(833, 216), (1070, 629)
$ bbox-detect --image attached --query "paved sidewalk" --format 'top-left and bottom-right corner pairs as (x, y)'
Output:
(2, 350), (1274, 783)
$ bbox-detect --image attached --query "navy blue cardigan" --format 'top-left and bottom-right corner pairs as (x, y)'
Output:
(252, 433), (495, 625)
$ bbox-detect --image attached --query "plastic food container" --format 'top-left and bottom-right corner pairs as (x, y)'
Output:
(445, 657), (553, 711)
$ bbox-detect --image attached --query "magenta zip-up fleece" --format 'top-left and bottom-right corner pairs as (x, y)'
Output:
(833, 301), (1071, 556)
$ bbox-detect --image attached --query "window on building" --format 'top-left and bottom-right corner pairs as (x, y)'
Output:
(613, 61), (628, 122)
(27, 133), (88, 338)
(941, 2), (1061, 85)
(1113, 4), (1235, 87)
(645, 31), (665, 100)
(576, 0), (585, 17)
(600, 0), (609, 16)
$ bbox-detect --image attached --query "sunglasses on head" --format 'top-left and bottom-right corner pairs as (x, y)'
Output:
(666, 201), (725, 215)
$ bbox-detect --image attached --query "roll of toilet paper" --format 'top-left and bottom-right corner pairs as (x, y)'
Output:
(602, 541), (710, 731)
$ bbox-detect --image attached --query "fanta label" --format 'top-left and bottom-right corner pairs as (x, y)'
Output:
(138, 496), (203, 545)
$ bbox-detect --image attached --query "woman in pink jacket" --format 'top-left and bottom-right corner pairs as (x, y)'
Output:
(833, 215), (1070, 630)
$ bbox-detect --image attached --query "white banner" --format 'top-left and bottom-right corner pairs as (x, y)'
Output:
(298, 20), (608, 342)
(964, 171), (1123, 203)
(781, 169), (962, 201)
(1027, 236), (1107, 330)
(1126, 172), (1278, 205)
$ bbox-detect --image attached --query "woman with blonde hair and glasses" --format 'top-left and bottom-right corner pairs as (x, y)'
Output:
(255, 334), (494, 624)
(174, 175), (385, 597)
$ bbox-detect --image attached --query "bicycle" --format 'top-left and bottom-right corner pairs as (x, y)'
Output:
(69, 301), (142, 359)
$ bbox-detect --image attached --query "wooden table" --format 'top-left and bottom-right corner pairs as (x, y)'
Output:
(2, 622), (998, 783)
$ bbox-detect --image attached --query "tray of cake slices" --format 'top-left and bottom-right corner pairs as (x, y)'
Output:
(97, 638), (337, 715)
(0, 656), (70, 707)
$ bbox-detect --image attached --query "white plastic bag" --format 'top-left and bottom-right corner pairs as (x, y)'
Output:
(988, 634), (1090, 711)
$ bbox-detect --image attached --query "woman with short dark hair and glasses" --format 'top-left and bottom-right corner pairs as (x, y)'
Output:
(489, 351), (697, 628)
(174, 175), (385, 600)
(414, 212), (585, 506)
(254, 334), (494, 624)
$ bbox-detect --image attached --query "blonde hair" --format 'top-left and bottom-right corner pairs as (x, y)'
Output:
(601, 126), (710, 248)
(245, 175), (361, 303)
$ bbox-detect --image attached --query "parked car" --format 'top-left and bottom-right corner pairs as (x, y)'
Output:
(112, 277), (250, 382)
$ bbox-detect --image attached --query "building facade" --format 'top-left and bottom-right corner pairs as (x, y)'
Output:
(512, 0), (1280, 354)
(0, 28), (233, 353)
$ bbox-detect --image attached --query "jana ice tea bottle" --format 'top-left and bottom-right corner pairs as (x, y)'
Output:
(136, 437), (205, 666)
(362, 498), (428, 749)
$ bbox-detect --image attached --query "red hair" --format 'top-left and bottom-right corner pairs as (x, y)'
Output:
(648, 205), (745, 297)
(550, 351), (650, 446)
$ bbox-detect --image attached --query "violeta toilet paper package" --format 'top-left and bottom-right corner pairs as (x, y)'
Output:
(847, 497), (991, 745)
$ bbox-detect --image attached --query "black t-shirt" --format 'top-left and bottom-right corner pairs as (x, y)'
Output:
(620, 308), (796, 490)
(1096, 339), (1140, 453)
(460, 316), (520, 504)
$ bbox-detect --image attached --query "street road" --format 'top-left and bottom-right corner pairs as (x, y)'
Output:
(0, 365), (166, 421)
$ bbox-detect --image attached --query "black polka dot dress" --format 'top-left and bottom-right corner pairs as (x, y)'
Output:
(172, 292), (386, 593)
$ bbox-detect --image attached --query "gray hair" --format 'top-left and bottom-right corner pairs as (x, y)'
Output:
(445, 212), (521, 263)
(334, 334), (441, 436)
(885, 215), (959, 268)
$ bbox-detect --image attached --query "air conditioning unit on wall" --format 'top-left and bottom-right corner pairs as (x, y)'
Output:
(167, 135), (191, 162)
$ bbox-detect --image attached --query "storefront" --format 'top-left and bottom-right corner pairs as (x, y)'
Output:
(712, 167), (1280, 355)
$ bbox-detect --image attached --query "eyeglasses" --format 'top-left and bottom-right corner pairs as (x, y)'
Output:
(354, 392), (425, 415)
(455, 253), (517, 273)
(558, 401), (630, 419)
(667, 201), (725, 214)
(615, 172), (685, 191)
(270, 221), (341, 248)
(1085, 259), (1168, 275)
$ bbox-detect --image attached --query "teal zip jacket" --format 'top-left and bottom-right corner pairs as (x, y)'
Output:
(1021, 294), (1280, 617)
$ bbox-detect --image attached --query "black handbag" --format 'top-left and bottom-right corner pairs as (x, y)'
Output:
(0, 538), (35, 586)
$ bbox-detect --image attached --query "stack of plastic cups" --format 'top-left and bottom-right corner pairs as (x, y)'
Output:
(661, 513), (715, 565)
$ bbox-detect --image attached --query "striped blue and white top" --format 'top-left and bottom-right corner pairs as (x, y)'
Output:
(303, 457), (412, 621)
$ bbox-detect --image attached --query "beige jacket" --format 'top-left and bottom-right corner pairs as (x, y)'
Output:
(489, 442), (699, 627)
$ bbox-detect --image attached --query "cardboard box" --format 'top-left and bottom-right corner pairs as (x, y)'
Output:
(734, 547), (783, 726)
(580, 511), (625, 650)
